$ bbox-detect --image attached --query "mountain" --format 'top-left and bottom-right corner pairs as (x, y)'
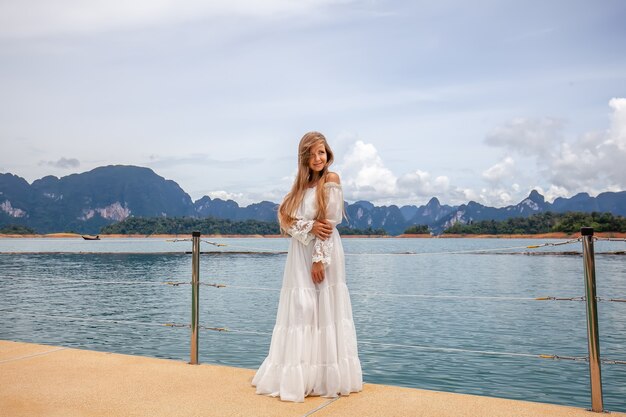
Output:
(1, 165), (625, 234)
(194, 196), (277, 222)
(0, 166), (194, 233)
(434, 190), (626, 233)
(405, 197), (456, 226)
(551, 191), (626, 214)
(345, 202), (407, 235)
(436, 190), (548, 233)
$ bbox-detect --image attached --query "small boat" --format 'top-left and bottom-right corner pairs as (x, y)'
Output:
(82, 235), (101, 240)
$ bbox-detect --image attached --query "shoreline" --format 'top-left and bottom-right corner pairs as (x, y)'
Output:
(0, 232), (624, 239)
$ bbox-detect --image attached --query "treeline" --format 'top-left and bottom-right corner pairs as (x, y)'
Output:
(444, 212), (626, 234)
(0, 224), (37, 234)
(338, 226), (387, 235)
(100, 217), (388, 236)
(101, 217), (281, 235)
(403, 225), (430, 234)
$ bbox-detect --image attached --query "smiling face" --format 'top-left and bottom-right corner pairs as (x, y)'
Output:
(308, 141), (328, 173)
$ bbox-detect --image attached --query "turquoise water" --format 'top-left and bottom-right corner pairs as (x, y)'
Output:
(0, 237), (625, 411)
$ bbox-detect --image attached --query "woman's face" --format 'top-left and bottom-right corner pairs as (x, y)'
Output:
(308, 141), (327, 173)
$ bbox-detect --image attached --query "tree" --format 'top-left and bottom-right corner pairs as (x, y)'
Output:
(0, 224), (37, 234)
(443, 211), (626, 234)
(403, 225), (430, 234)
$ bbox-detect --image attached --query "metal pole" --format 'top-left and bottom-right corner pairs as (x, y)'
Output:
(581, 227), (603, 412)
(190, 231), (201, 365)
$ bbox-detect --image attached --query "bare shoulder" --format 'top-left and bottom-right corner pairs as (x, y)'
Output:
(326, 171), (341, 184)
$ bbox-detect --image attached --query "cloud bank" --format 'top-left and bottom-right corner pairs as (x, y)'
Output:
(38, 157), (80, 169)
(335, 140), (468, 206)
(324, 98), (626, 208)
(0, 0), (347, 38)
(485, 98), (626, 202)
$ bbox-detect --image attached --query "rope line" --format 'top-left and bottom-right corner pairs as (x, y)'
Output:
(358, 340), (538, 358)
(30, 277), (174, 286)
(352, 293), (578, 301)
(602, 359), (626, 365)
(202, 240), (228, 248)
(594, 237), (626, 242)
(4, 310), (625, 365)
(227, 329), (274, 336)
(357, 341), (623, 366)
(534, 296), (585, 302)
(4, 311), (178, 329)
(8, 277), (626, 303)
(169, 282), (626, 302)
(165, 237), (585, 257)
(169, 238), (284, 254)
(345, 245), (536, 256)
(16, 277), (626, 302)
(526, 238), (581, 249)
(539, 354), (588, 362)
(596, 297), (626, 303)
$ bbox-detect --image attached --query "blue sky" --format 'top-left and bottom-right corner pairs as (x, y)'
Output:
(1, 0), (625, 207)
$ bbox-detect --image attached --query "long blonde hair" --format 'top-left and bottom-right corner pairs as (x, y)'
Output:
(278, 131), (335, 233)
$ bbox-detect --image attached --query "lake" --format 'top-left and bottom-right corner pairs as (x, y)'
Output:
(0, 237), (624, 411)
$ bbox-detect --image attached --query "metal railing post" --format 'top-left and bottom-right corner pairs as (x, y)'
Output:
(190, 231), (201, 365)
(581, 227), (603, 412)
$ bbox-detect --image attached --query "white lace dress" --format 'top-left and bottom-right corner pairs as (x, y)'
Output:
(252, 182), (363, 402)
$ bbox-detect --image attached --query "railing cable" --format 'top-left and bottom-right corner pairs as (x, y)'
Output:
(594, 237), (626, 242)
(166, 237), (587, 257)
(9, 276), (626, 303)
(4, 310), (625, 366)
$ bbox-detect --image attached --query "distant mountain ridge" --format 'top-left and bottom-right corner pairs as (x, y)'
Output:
(0, 166), (193, 233)
(1, 165), (625, 234)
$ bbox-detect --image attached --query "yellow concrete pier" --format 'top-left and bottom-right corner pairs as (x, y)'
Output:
(0, 340), (622, 417)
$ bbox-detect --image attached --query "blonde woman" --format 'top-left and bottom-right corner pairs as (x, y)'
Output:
(252, 132), (363, 402)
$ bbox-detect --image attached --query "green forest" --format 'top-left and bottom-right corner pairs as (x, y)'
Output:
(443, 211), (626, 234)
(0, 224), (37, 234)
(100, 217), (387, 236)
(100, 217), (280, 235)
(403, 225), (430, 234)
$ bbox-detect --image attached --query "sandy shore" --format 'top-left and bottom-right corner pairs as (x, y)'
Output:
(0, 232), (624, 239)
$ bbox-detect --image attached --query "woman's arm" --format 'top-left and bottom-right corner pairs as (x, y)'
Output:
(312, 174), (343, 267)
(286, 219), (316, 245)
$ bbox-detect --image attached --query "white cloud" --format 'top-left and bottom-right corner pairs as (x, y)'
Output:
(482, 156), (515, 183)
(477, 188), (515, 206)
(146, 154), (264, 170)
(533, 185), (571, 203)
(337, 140), (467, 206)
(484, 98), (626, 200)
(545, 98), (626, 193)
(0, 0), (347, 38)
(397, 170), (451, 198)
(608, 97), (626, 151)
(485, 117), (563, 156)
(38, 157), (80, 169)
(207, 190), (246, 203)
(339, 140), (398, 201)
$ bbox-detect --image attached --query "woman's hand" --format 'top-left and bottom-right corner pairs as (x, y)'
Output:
(311, 261), (325, 284)
(311, 220), (332, 241)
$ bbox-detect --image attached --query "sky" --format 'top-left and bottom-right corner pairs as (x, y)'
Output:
(1, 0), (625, 208)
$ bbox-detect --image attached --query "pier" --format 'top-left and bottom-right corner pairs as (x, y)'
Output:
(1, 340), (622, 417)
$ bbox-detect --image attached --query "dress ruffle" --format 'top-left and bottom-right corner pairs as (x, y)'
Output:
(252, 284), (363, 402)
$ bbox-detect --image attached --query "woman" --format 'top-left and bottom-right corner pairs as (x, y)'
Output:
(252, 131), (363, 402)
